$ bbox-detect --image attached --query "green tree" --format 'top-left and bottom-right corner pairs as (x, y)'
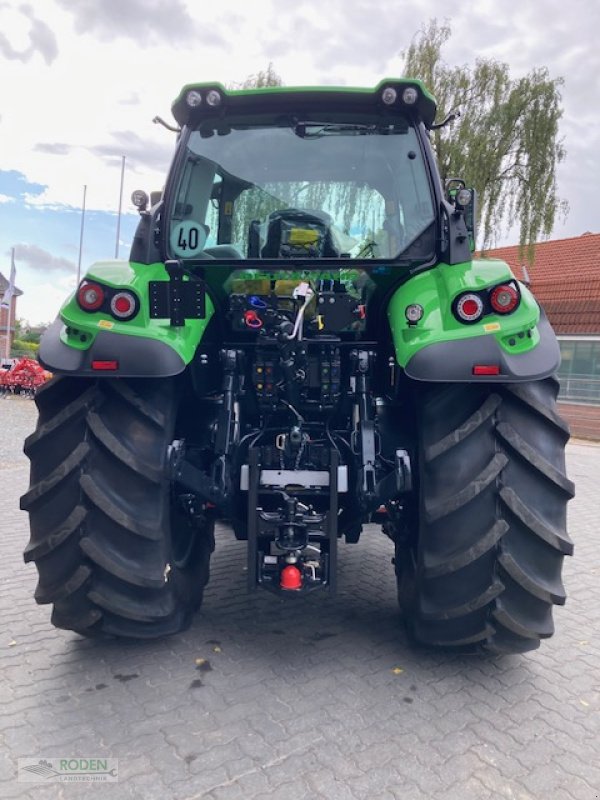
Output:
(12, 339), (39, 356)
(14, 318), (47, 345)
(236, 62), (283, 90)
(403, 20), (566, 258)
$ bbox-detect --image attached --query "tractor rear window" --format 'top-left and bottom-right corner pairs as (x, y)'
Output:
(167, 120), (435, 263)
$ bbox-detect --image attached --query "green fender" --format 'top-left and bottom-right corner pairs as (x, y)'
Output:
(39, 261), (214, 377)
(387, 258), (560, 382)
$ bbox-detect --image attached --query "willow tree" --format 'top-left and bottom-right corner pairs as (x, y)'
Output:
(403, 20), (566, 258)
(236, 62), (283, 89)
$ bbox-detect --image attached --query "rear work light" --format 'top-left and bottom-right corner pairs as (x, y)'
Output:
(185, 90), (203, 107)
(402, 87), (418, 105)
(490, 283), (519, 314)
(455, 293), (484, 324)
(77, 282), (105, 312)
(110, 291), (138, 321)
(205, 89), (222, 107)
(381, 87), (397, 105)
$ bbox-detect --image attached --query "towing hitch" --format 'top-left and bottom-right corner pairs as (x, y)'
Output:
(245, 446), (340, 595)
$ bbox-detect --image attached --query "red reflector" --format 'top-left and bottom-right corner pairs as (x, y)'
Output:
(114, 296), (131, 313)
(280, 565), (302, 590)
(455, 292), (484, 323)
(91, 360), (119, 371)
(461, 299), (480, 317)
(473, 365), (500, 375)
(110, 291), (137, 320)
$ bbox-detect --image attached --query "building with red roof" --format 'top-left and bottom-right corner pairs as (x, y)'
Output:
(483, 232), (600, 439)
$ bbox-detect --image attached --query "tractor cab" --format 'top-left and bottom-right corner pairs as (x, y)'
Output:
(132, 79), (473, 273)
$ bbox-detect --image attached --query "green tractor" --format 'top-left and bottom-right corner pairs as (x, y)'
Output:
(21, 79), (574, 653)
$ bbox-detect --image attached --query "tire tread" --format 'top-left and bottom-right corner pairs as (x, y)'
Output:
(401, 376), (573, 654)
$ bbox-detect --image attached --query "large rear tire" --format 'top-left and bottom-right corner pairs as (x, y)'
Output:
(396, 376), (574, 654)
(21, 376), (214, 639)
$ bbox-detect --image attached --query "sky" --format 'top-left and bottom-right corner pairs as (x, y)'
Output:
(0, 0), (598, 324)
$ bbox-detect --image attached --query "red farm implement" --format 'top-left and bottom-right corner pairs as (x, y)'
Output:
(0, 358), (51, 396)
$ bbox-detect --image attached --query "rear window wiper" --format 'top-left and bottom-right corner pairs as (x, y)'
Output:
(293, 122), (384, 138)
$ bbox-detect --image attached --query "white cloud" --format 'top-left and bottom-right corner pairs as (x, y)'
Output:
(0, 194), (13, 203)
(0, 3), (58, 65)
(14, 243), (76, 273)
(55, 0), (214, 47)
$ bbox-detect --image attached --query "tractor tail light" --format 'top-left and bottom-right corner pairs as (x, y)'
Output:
(455, 293), (484, 324)
(110, 291), (138, 321)
(77, 282), (105, 312)
(490, 284), (519, 314)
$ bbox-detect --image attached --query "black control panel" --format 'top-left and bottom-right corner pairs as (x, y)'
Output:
(227, 287), (366, 336)
(251, 345), (342, 409)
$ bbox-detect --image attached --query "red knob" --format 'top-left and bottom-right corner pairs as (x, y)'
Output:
(244, 310), (263, 329)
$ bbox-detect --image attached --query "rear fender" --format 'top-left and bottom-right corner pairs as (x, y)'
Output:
(39, 261), (214, 378)
(387, 258), (560, 382)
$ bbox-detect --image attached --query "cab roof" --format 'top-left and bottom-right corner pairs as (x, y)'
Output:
(171, 79), (437, 130)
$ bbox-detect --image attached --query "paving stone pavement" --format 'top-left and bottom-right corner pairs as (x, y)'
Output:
(1, 393), (599, 800)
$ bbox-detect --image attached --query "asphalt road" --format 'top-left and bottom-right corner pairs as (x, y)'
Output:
(1, 393), (599, 799)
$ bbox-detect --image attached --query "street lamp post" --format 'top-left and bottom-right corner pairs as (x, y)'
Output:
(115, 156), (126, 259)
(76, 185), (87, 286)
